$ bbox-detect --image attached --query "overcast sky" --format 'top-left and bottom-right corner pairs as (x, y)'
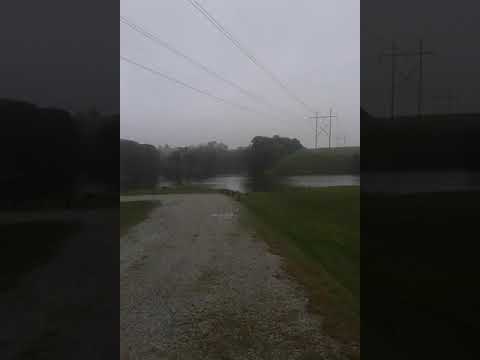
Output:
(0, 1), (118, 113)
(121, 0), (359, 149)
(362, 0), (480, 118)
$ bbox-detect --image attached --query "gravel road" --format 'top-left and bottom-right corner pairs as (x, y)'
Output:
(120, 194), (348, 360)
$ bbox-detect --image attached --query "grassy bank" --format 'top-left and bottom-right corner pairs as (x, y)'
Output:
(270, 147), (360, 176)
(120, 201), (158, 237)
(362, 111), (479, 171)
(363, 191), (480, 357)
(1, 221), (80, 291)
(239, 186), (360, 347)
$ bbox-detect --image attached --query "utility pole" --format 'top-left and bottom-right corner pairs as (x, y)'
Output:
(329, 108), (333, 149)
(380, 41), (397, 120)
(309, 112), (328, 150)
(318, 108), (337, 149)
(417, 39), (433, 118)
(390, 41), (396, 120)
(380, 40), (433, 119)
(417, 40), (424, 117)
(311, 111), (319, 149)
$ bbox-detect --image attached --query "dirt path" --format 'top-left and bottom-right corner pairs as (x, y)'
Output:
(120, 194), (347, 360)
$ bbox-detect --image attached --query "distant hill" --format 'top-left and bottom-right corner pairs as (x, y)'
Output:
(270, 146), (360, 176)
(361, 108), (480, 171)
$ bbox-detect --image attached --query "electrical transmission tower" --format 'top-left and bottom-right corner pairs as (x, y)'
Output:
(379, 41), (398, 120)
(320, 108), (336, 149)
(416, 40), (434, 118)
(380, 39), (433, 119)
(310, 108), (336, 149)
(309, 112), (328, 150)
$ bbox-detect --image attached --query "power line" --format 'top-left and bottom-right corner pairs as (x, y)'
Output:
(121, 55), (267, 116)
(121, 16), (296, 118)
(185, 0), (315, 113)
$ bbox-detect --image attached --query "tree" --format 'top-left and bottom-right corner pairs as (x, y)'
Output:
(120, 139), (161, 191)
(0, 99), (81, 208)
(247, 135), (304, 176)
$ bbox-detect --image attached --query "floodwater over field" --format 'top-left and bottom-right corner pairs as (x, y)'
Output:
(362, 171), (480, 194)
(157, 174), (360, 193)
(156, 171), (480, 194)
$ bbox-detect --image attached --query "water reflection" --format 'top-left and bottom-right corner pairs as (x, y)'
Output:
(158, 171), (480, 194)
(158, 174), (360, 193)
(362, 171), (480, 194)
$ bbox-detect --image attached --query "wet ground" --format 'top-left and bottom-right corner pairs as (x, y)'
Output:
(120, 194), (347, 360)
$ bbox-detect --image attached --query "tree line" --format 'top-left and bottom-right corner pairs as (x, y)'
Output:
(0, 99), (118, 209)
(120, 135), (305, 191)
(361, 108), (480, 172)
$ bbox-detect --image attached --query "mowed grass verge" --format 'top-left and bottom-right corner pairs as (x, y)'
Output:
(120, 201), (158, 237)
(363, 191), (480, 356)
(270, 147), (360, 176)
(1, 221), (80, 291)
(239, 186), (360, 346)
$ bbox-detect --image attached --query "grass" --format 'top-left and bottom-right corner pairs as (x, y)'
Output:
(239, 186), (360, 350)
(363, 190), (480, 357)
(1, 192), (118, 211)
(0, 220), (80, 291)
(120, 201), (158, 237)
(270, 147), (360, 176)
(362, 112), (479, 171)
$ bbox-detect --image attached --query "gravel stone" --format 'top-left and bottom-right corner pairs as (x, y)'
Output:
(120, 194), (349, 360)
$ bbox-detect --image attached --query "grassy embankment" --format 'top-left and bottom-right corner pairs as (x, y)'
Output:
(361, 111), (479, 171)
(363, 191), (480, 357)
(239, 186), (360, 348)
(120, 201), (158, 237)
(270, 146), (360, 176)
(1, 221), (80, 291)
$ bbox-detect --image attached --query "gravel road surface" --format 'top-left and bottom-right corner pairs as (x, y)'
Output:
(120, 194), (348, 360)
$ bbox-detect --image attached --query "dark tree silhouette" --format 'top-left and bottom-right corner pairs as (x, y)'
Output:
(361, 107), (480, 172)
(0, 99), (81, 209)
(120, 139), (161, 191)
(247, 135), (304, 176)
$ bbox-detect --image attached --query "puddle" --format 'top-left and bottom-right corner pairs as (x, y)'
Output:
(211, 213), (236, 219)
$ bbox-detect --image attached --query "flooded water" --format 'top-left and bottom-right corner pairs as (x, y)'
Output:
(158, 174), (360, 193)
(157, 171), (480, 194)
(362, 171), (480, 194)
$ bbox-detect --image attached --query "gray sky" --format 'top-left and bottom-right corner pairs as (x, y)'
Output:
(0, 1), (118, 114)
(362, 0), (480, 117)
(121, 0), (359, 149)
